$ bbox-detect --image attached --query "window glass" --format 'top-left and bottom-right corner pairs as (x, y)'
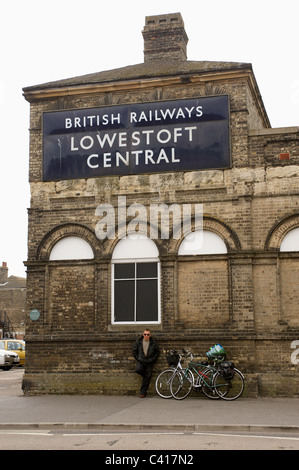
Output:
(137, 262), (157, 278)
(114, 280), (135, 322)
(136, 279), (158, 322)
(114, 263), (135, 279)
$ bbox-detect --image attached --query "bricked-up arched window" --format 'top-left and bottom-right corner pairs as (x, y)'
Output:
(49, 236), (94, 260)
(279, 227), (299, 328)
(177, 230), (229, 329)
(111, 234), (160, 324)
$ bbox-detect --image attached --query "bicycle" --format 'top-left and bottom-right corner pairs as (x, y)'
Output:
(212, 360), (245, 400)
(170, 352), (222, 400)
(155, 350), (185, 399)
(170, 350), (245, 401)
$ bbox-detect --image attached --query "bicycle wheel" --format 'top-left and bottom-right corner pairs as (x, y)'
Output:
(170, 368), (193, 400)
(155, 368), (176, 399)
(200, 368), (220, 400)
(213, 368), (244, 400)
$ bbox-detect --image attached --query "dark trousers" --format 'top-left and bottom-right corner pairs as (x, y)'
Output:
(135, 362), (153, 395)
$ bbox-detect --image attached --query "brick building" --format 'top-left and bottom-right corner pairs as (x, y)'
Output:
(22, 13), (299, 396)
(0, 262), (26, 338)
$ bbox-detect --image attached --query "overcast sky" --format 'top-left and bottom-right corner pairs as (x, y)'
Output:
(0, 0), (298, 277)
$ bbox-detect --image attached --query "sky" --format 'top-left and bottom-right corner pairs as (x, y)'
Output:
(0, 0), (298, 278)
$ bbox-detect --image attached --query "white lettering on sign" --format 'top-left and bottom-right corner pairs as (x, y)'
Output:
(64, 106), (203, 129)
(65, 113), (121, 128)
(87, 148), (180, 169)
(129, 105), (203, 123)
(70, 126), (197, 152)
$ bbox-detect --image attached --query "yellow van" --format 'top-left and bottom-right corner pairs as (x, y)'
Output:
(0, 339), (25, 366)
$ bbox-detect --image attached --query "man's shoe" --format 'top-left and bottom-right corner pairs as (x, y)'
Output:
(139, 394), (146, 398)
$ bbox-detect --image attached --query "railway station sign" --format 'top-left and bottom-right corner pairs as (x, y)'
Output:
(42, 95), (230, 181)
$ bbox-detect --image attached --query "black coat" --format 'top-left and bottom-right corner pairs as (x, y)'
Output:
(133, 336), (160, 365)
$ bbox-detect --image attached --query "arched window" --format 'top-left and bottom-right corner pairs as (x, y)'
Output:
(111, 234), (160, 324)
(178, 230), (227, 255)
(49, 236), (94, 260)
(280, 227), (299, 252)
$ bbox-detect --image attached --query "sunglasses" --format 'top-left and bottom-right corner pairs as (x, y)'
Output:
(143, 333), (151, 336)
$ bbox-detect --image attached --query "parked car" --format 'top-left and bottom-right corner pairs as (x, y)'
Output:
(0, 339), (25, 366)
(0, 348), (20, 370)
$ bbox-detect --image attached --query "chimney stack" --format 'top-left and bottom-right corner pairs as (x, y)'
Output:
(142, 13), (188, 63)
(0, 262), (8, 284)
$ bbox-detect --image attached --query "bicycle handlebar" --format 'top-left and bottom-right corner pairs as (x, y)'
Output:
(169, 348), (220, 363)
(167, 348), (226, 366)
(167, 349), (193, 361)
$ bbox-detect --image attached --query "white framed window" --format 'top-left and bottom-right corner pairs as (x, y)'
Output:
(111, 234), (161, 324)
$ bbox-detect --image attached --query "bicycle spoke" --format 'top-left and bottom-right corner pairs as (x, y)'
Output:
(170, 369), (193, 400)
(155, 369), (176, 399)
(214, 369), (244, 400)
(200, 368), (220, 399)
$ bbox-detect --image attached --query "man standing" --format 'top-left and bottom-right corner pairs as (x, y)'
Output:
(133, 329), (160, 397)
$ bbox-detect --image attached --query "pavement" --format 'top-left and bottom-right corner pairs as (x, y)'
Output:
(1, 371), (299, 433)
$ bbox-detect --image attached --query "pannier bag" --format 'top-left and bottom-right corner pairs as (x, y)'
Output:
(206, 344), (227, 361)
(220, 360), (235, 380)
(166, 351), (180, 367)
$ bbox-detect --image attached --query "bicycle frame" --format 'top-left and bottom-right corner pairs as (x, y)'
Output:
(171, 356), (226, 399)
(175, 361), (244, 399)
(182, 359), (219, 390)
(169, 350), (245, 400)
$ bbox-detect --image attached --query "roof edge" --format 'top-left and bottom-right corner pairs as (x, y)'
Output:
(23, 60), (252, 94)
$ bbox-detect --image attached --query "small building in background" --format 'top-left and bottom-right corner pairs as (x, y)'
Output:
(0, 262), (26, 339)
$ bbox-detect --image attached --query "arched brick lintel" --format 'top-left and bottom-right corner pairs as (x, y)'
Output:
(37, 223), (99, 261)
(265, 214), (299, 251)
(170, 216), (241, 254)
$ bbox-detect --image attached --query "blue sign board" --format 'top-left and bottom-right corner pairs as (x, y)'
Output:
(42, 96), (230, 181)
